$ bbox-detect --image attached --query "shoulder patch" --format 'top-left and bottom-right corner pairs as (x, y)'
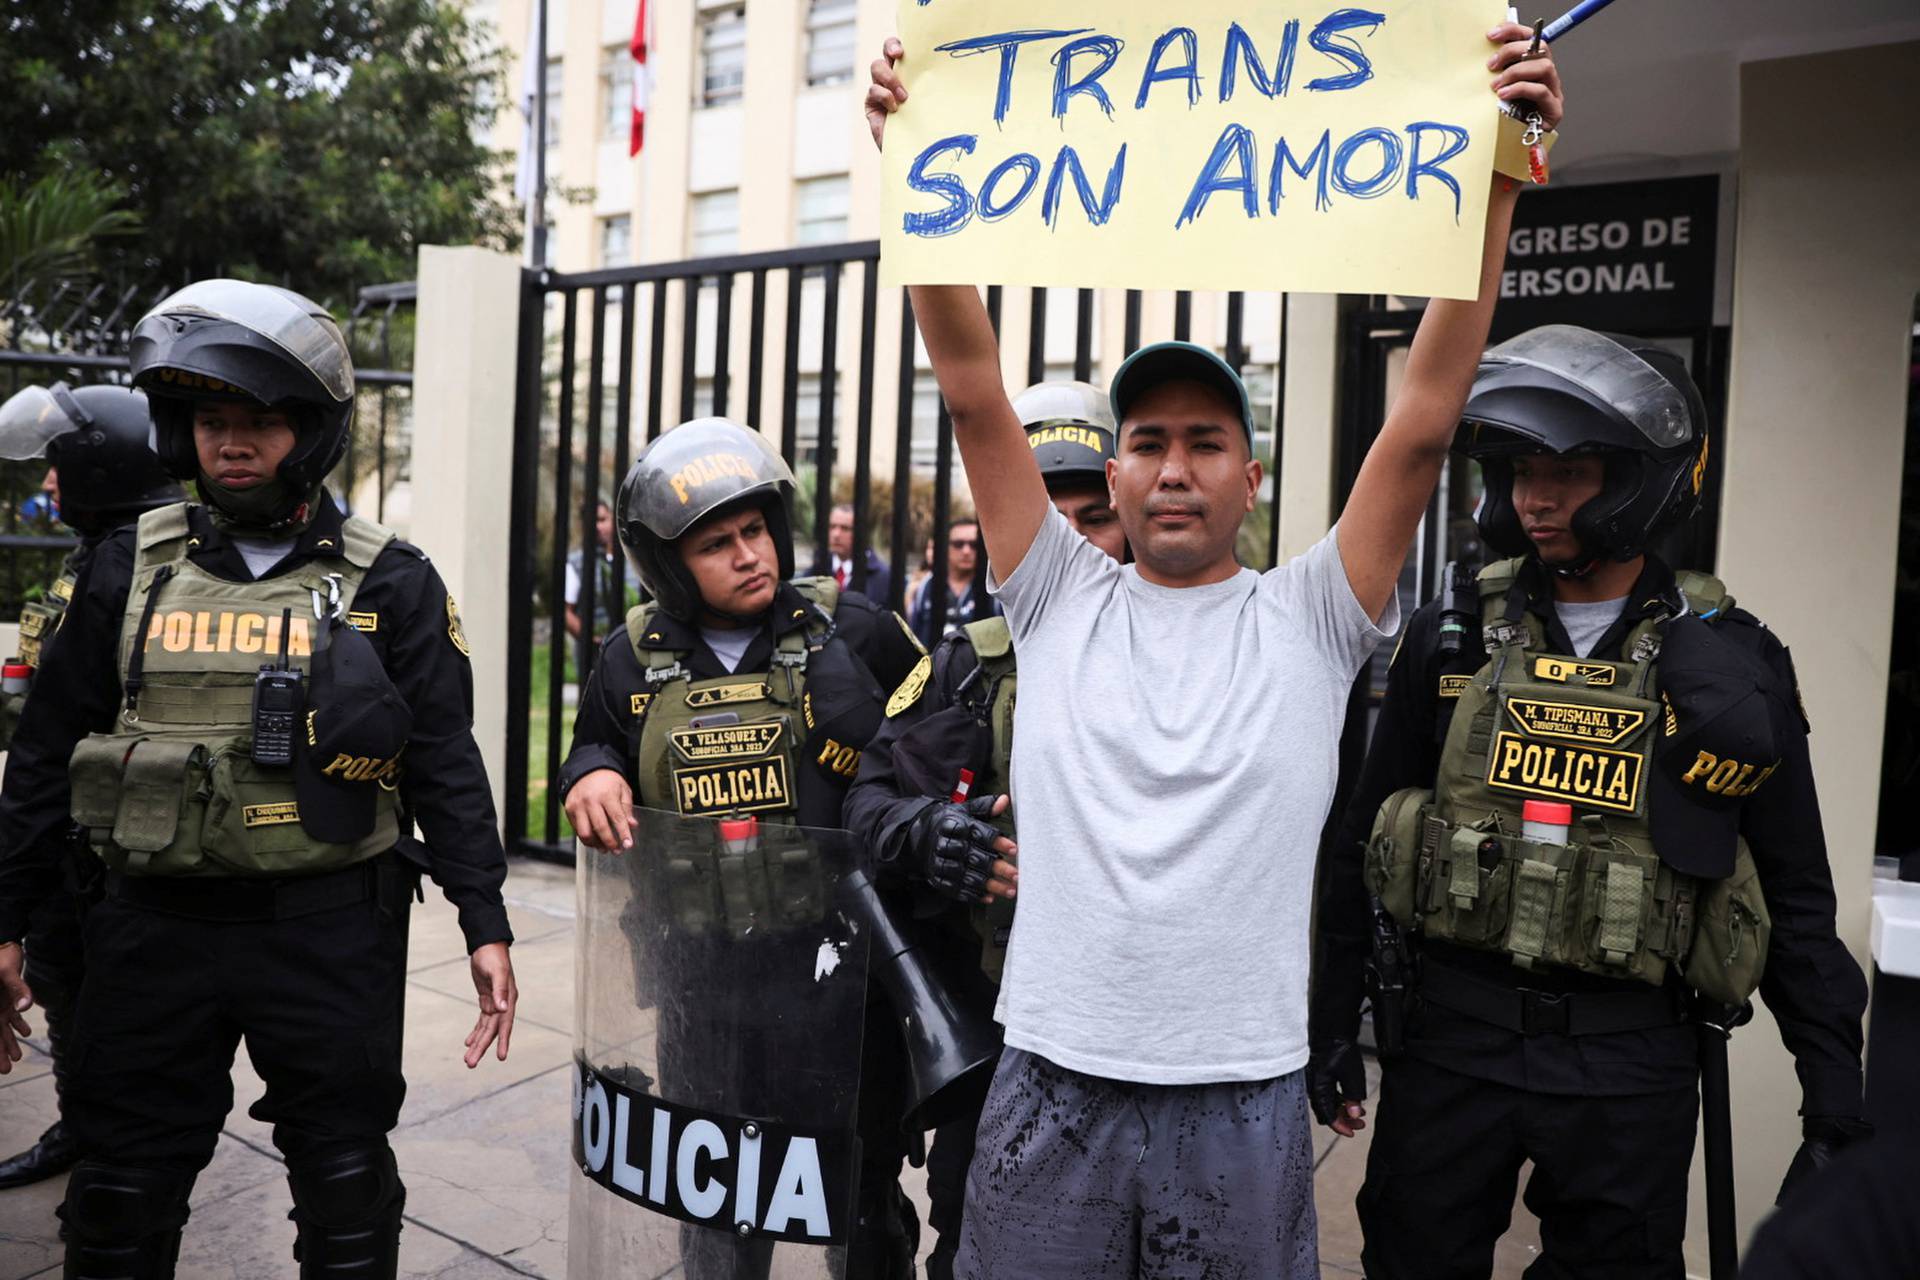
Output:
(886, 655), (933, 717)
(446, 594), (471, 656)
(346, 611), (379, 633)
(1438, 674), (1470, 698)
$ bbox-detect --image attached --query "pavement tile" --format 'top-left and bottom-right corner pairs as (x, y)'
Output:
(0, 1073), (64, 1280)
(394, 1063), (573, 1278)
(410, 927), (574, 1040)
(0, 1032), (53, 1091)
(394, 984), (576, 1131)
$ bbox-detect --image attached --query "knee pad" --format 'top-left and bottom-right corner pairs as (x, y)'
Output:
(60, 1163), (189, 1279)
(286, 1145), (405, 1279)
(286, 1144), (403, 1228)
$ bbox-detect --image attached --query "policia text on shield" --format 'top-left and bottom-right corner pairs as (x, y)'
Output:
(1307, 329), (1871, 1280)
(559, 418), (926, 1276)
(0, 280), (520, 1279)
(868, 23), (1563, 1278)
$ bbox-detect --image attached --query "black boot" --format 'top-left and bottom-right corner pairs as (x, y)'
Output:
(0, 980), (79, 1188)
(0, 1119), (79, 1189)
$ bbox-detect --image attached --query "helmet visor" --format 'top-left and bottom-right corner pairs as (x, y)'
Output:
(0, 386), (79, 461)
(1480, 326), (1691, 448)
(144, 280), (354, 402)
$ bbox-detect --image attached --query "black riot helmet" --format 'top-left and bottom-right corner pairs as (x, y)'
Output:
(0, 383), (186, 536)
(1012, 380), (1117, 489)
(128, 279), (355, 521)
(616, 418), (796, 622)
(1458, 325), (1709, 570)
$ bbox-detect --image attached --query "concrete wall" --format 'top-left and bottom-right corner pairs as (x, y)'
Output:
(1703, 39), (1920, 1265)
(409, 246), (526, 836)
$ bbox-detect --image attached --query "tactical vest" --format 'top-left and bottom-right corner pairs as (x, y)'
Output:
(958, 616), (1018, 981)
(625, 578), (839, 938)
(1366, 558), (1770, 1002)
(66, 504), (403, 877)
(1, 551), (82, 749)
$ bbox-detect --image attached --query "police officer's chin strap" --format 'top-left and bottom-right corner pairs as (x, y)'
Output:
(1535, 549), (1600, 580)
(197, 471), (324, 537)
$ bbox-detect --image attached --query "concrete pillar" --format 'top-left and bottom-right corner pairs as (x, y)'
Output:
(409, 245), (526, 835)
(1706, 39), (1920, 1265)
(1275, 293), (1342, 561)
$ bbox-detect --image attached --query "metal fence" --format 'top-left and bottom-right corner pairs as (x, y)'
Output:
(503, 240), (1299, 860)
(0, 278), (418, 612)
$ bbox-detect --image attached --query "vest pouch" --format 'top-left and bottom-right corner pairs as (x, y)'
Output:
(764, 823), (826, 929)
(1427, 827), (1518, 948)
(201, 751), (364, 876)
(1684, 839), (1770, 1006)
(1572, 843), (1672, 985)
(78, 735), (214, 875)
(68, 733), (130, 839)
(1364, 787), (1434, 927)
(662, 844), (722, 935)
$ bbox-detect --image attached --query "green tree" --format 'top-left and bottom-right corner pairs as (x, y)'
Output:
(2, 0), (518, 309)
(0, 170), (141, 303)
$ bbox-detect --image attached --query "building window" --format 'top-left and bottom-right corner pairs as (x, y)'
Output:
(699, 5), (747, 108)
(600, 215), (632, 267)
(689, 190), (740, 257)
(794, 175), (850, 246)
(543, 58), (564, 149)
(804, 0), (858, 87)
(600, 47), (634, 140)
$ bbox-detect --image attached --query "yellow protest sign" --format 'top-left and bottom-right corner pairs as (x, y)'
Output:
(880, 2), (1504, 300)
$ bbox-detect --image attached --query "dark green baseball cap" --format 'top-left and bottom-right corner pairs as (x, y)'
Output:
(1109, 341), (1255, 447)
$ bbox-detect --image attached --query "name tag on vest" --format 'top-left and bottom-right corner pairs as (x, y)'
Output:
(668, 721), (793, 817)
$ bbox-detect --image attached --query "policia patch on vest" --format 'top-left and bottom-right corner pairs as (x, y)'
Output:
(667, 721), (793, 816)
(1486, 688), (1653, 814)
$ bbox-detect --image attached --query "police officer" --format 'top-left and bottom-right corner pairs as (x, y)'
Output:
(1308, 326), (1870, 1279)
(559, 416), (924, 1277)
(0, 280), (519, 1279)
(843, 381), (1126, 1280)
(0, 383), (185, 1190)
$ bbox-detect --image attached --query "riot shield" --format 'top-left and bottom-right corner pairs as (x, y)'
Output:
(571, 808), (870, 1280)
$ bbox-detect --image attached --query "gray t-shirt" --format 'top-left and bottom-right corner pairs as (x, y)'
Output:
(1555, 596), (1627, 657)
(991, 508), (1397, 1084)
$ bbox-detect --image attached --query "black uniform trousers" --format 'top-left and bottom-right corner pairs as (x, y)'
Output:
(1358, 1052), (1697, 1280)
(64, 867), (411, 1184)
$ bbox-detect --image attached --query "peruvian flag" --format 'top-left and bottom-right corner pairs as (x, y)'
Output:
(629, 0), (652, 157)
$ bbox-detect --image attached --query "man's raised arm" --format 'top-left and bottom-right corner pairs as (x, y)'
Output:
(1335, 21), (1565, 621)
(868, 39), (1050, 578)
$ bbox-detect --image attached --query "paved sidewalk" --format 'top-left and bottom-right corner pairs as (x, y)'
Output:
(0, 855), (1538, 1277)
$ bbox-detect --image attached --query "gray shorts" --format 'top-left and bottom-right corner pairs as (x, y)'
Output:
(955, 1048), (1318, 1279)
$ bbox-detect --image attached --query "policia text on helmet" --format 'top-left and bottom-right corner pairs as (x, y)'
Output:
(1308, 323), (1872, 1279)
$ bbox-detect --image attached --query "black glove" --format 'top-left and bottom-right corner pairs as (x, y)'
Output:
(901, 795), (1005, 905)
(1307, 1038), (1367, 1128)
(1776, 1114), (1874, 1205)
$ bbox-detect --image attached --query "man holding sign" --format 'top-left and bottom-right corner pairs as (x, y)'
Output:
(867, 9), (1563, 1274)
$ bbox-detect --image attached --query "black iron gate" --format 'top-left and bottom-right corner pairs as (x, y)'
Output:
(502, 242), (1295, 860)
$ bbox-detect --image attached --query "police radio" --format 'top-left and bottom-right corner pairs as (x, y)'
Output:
(250, 606), (305, 767)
